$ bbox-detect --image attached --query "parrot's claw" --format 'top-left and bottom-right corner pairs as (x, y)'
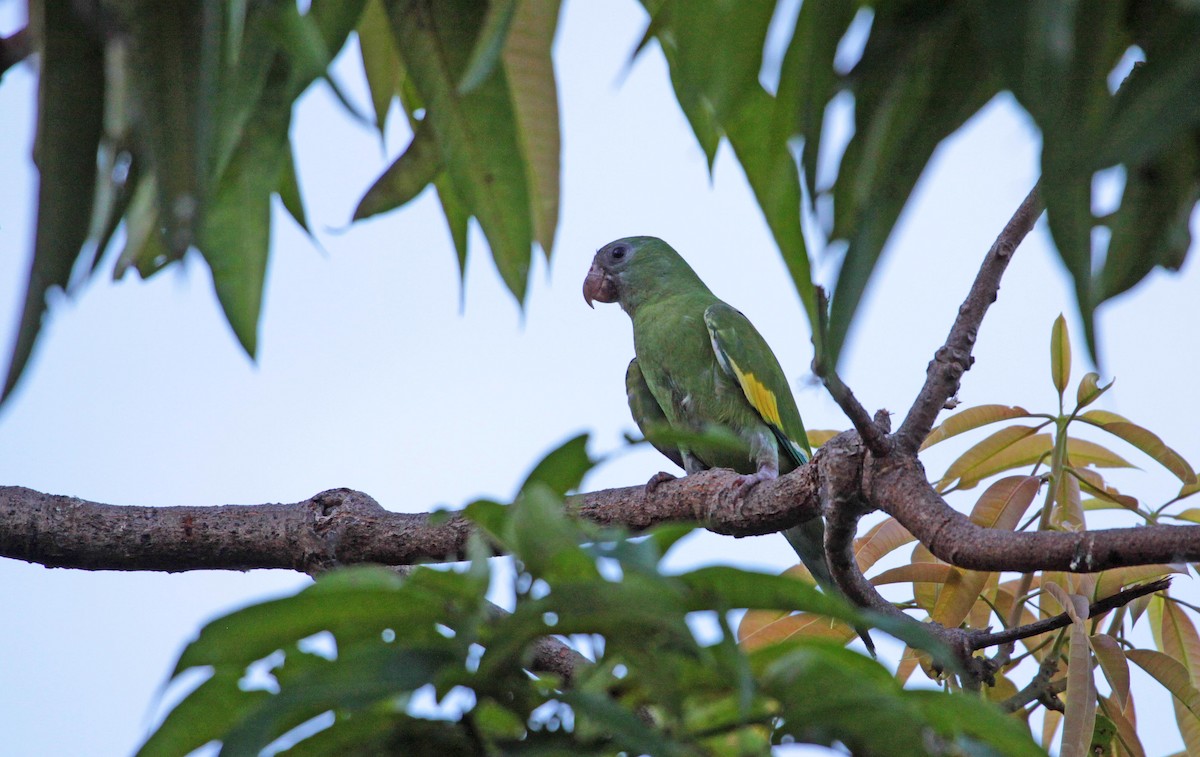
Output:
(645, 471), (677, 494)
(731, 468), (777, 501)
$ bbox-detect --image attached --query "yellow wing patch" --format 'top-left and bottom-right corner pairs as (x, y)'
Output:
(729, 359), (783, 430)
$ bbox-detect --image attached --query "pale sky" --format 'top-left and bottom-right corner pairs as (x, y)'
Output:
(1, 2), (1197, 755)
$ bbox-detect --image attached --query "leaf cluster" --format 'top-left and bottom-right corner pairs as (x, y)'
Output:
(140, 435), (1037, 756)
(638, 0), (1200, 367)
(742, 317), (1200, 755)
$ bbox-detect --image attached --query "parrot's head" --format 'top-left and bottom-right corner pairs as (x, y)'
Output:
(584, 236), (697, 313)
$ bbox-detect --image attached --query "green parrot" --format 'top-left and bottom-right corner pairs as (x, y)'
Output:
(585, 236), (871, 650)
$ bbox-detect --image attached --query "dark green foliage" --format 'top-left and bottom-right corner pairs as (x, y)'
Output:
(139, 436), (1040, 756)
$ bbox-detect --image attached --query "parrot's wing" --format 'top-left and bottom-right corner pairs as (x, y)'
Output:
(626, 358), (685, 469)
(703, 302), (811, 468)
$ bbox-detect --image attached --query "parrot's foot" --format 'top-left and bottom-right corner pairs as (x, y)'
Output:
(645, 471), (677, 494)
(731, 467), (778, 500)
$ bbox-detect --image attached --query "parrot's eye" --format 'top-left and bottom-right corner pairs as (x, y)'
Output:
(611, 245), (628, 260)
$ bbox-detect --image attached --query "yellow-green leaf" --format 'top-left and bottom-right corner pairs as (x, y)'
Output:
(1075, 371), (1112, 410)
(1052, 466), (1085, 532)
(1065, 438), (1135, 470)
(357, 0), (403, 134)
(920, 405), (1035, 450)
(1051, 314), (1071, 397)
(1171, 507), (1200, 524)
(1078, 412), (1197, 484)
(936, 427), (1052, 492)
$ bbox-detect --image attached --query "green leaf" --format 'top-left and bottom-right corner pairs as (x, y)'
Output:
(1099, 137), (1198, 304)
(4, 0), (105, 401)
(1098, 11), (1200, 169)
(113, 175), (170, 279)
(458, 0), (520, 94)
(200, 64), (291, 356)
(357, 0), (403, 135)
(920, 405), (1036, 450)
(386, 0), (534, 302)
(136, 670), (271, 757)
(221, 645), (460, 756)
(353, 122), (442, 221)
(560, 690), (689, 757)
(501, 0), (562, 255)
(1051, 313), (1071, 396)
(124, 0), (221, 258)
(725, 87), (819, 335)
(277, 142), (311, 234)
(773, 0), (856, 204)
(518, 433), (592, 498)
(510, 484), (599, 581)
(825, 5), (997, 365)
(907, 689), (1045, 756)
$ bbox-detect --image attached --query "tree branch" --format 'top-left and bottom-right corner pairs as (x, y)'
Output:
(0, 27), (30, 78)
(895, 183), (1043, 453)
(0, 470), (823, 572)
(866, 457), (1200, 571)
(968, 577), (1172, 651)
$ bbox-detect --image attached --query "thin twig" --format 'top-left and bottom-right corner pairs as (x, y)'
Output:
(895, 184), (1043, 453)
(968, 578), (1171, 651)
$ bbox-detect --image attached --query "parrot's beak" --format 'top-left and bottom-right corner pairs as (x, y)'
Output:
(583, 260), (617, 308)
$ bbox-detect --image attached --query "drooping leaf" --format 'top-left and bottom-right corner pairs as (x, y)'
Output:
(123, 0), (221, 259)
(1090, 633), (1131, 709)
(1045, 583), (1096, 757)
(357, 0), (403, 135)
(1126, 648), (1200, 721)
(825, 3), (997, 365)
(725, 88), (820, 333)
(4, 0), (105, 401)
(773, 0), (856, 204)
(500, 0), (562, 255)
(353, 122), (442, 221)
(386, 0), (535, 302)
(457, 0), (519, 94)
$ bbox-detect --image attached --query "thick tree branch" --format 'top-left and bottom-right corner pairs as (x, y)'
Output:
(895, 183), (1043, 453)
(867, 457), (1200, 571)
(0, 471), (823, 572)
